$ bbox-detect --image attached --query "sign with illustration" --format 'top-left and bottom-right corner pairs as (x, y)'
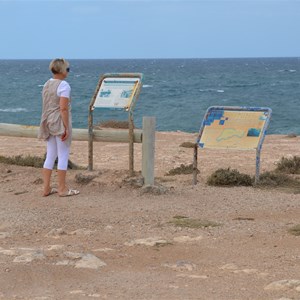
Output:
(197, 107), (272, 150)
(88, 73), (143, 175)
(93, 77), (141, 110)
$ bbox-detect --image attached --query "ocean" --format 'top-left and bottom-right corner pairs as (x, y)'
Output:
(0, 58), (299, 134)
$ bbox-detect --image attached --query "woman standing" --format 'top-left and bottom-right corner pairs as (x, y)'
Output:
(38, 58), (79, 197)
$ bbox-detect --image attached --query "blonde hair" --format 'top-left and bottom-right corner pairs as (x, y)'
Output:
(49, 58), (69, 74)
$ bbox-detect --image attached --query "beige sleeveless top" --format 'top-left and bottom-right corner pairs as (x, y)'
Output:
(38, 79), (72, 146)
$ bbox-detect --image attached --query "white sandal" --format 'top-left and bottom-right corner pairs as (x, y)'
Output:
(59, 189), (80, 197)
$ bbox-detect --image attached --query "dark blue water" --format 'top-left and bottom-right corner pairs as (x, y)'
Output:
(0, 58), (299, 134)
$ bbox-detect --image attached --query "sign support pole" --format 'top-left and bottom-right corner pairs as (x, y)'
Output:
(129, 109), (134, 176)
(88, 107), (94, 171)
(255, 148), (260, 185)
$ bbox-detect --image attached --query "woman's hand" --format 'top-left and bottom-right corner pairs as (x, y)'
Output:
(61, 128), (69, 141)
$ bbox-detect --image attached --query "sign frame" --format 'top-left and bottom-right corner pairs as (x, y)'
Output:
(193, 106), (272, 185)
(88, 73), (143, 174)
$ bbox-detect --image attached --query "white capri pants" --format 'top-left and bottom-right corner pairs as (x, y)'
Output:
(43, 135), (70, 171)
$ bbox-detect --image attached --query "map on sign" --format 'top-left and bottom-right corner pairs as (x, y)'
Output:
(94, 77), (140, 110)
(198, 108), (270, 150)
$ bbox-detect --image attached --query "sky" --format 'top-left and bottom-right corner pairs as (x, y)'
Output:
(0, 0), (299, 59)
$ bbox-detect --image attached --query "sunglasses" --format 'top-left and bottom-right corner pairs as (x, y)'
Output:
(66, 67), (70, 72)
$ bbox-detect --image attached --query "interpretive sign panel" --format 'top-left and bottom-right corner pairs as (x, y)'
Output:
(197, 107), (272, 150)
(193, 106), (272, 185)
(93, 77), (141, 110)
(88, 73), (143, 174)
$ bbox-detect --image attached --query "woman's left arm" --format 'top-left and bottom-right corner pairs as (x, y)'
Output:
(60, 97), (69, 141)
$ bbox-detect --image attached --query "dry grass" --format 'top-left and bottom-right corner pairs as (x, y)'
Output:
(95, 120), (135, 129)
(275, 156), (300, 174)
(286, 133), (297, 138)
(0, 155), (83, 170)
(165, 164), (199, 176)
(256, 171), (296, 187)
(207, 168), (253, 187)
(179, 142), (196, 148)
(288, 224), (300, 236)
(207, 168), (300, 192)
(168, 215), (220, 229)
(0, 155), (44, 168)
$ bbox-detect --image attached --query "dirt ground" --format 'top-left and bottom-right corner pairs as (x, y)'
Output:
(0, 132), (299, 300)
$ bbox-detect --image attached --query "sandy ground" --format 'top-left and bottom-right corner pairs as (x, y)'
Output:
(0, 132), (300, 300)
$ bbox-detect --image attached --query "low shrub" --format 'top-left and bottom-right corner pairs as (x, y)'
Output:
(165, 164), (199, 176)
(95, 120), (134, 129)
(207, 168), (253, 187)
(168, 216), (220, 228)
(256, 171), (293, 187)
(0, 155), (44, 168)
(179, 142), (196, 148)
(0, 154), (83, 170)
(288, 224), (300, 236)
(275, 156), (300, 174)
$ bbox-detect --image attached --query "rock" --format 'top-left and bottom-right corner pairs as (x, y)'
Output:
(61, 252), (106, 269)
(162, 260), (197, 272)
(33, 178), (43, 184)
(125, 237), (169, 247)
(64, 252), (83, 260)
(45, 228), (67, 238)
(93, 248), (114, 252)
(69, 229), (94, 236)
(264, 279), (300, 291)
(55, 260), (72, 266)
(88, 294), (101, 298)
(173, 235), (203, 243)
(176, 274), (208, 279)
(140, 184), (168, 195)
(75, 173), (97, 185)
(75, 254), (106, 269)
(122, 176), (144, 188)
(13, 251), (45, 263)
(0, 249), (19, 256)
(220, 263), (239, 271)
(0, 232), (10, 239)
(69, 290), (85, 295)
(46, 245), (64, 251)
(233, 269), (258, 274)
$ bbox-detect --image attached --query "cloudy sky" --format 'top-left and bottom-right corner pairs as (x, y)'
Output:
(0, 0), (299, 59)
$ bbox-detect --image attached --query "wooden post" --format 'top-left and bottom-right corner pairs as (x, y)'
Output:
(193, 143), (198, 185)
(142, 117), (156, 186)
(129, 110), (134, 177)
(0, 123), (143, 143)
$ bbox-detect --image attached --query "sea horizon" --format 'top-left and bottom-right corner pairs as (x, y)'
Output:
(0, 57), (299, 134)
